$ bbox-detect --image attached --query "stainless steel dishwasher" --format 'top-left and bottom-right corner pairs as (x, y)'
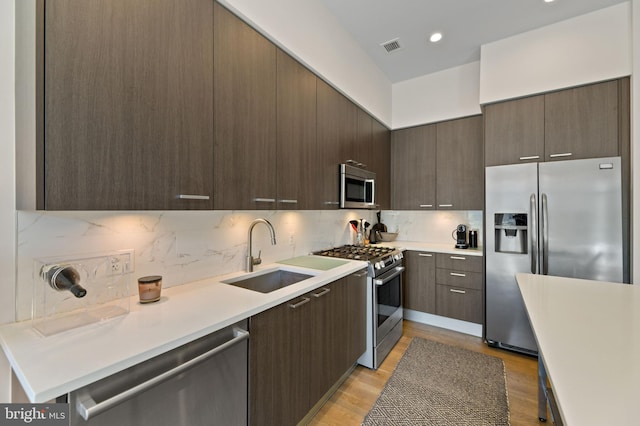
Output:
(68, 320), (249, 426)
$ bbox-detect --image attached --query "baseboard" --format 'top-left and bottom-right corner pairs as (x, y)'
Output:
(403, 309), (483, 337)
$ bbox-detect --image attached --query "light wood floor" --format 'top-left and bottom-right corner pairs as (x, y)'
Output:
(309, 320), (542, 425)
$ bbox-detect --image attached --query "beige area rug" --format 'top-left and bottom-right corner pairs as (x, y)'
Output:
(363, 338), (510, 425)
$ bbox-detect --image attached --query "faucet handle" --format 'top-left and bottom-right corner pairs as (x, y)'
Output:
(253, 250), (262, 266)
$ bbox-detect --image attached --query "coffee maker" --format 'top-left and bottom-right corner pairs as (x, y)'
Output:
(453, 224), (469, 249)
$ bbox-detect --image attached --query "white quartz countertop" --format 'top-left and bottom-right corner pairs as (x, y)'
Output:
(516, 273), (640, 425)
(382, 240), (483, 257)
(0, 257), (366, 403)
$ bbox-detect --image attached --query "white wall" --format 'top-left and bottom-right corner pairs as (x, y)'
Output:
(0, 0), (15, 403)
(219, 0), (392, 127)
(392, 61), (482, 129)
(480, 2), (632, 104)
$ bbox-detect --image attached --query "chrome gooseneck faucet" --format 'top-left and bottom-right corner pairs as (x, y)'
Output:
(246, 218), (277, 272)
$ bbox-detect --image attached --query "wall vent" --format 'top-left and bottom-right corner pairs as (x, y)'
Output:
(380, 38), (402, 53)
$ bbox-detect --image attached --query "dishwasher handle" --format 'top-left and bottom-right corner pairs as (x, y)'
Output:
(76, 327), (249, 421)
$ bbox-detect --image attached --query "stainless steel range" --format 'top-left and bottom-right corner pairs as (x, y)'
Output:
(314, 245), (404, 369)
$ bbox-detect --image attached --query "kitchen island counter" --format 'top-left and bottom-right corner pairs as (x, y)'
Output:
(516, 273), (640, 425)
(0, 257), (366, 403)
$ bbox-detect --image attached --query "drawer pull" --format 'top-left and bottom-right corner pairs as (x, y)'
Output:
(288, 297), (311, 309)
(254, 198), (276, 203)
(312, 288), (331, 298)
(419, 204), (433, 208)
(519, 155), (540, 161)
(450, 256), (466, 260)
(450, 272), (466, 277)
(178, 194), (210, 200)
(352, 271), (368, 278)
(438, 204), (453, 208)
(549, 152), (572, 158)
(418, 253), (433, 257)
(278, 199), (298, 204)
(450, 289), (466, 294)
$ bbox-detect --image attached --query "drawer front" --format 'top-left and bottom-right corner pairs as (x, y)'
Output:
(436, 253), (482, 272)
(435, 269), (482, 290)
(435, 284), (482, 323)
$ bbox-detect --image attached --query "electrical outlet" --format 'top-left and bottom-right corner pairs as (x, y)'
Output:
(107, 249), (134, 276)
(289, 234), (295, 246)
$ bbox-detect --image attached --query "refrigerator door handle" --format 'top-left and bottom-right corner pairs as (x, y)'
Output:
(541, 193), (549, 275)
(530, 193), (538, 274)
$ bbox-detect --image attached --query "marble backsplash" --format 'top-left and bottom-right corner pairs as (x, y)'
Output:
(15, 209), (482, 321)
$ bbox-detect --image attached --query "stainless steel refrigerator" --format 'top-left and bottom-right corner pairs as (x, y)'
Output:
(485, 157), (624, 355)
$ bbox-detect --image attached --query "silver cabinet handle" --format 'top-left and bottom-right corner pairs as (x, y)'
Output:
(450, 256), (466, 260)
(530, 193), (538, 274)
(549, 152), (572, 158)
(323, 201), (340, 205)
(450, 289), (466, 294)
(519, 155), (540, 161)
(450, 272), (466, 277)
(418, 253), (433, 257)
(76, 327), (249, 421)
(278, 199), (298, 204)
(312, 288), (330, 298)
(419, 204), (433, 208)
(352, 270), (368, 278)
(178, 194), (210, 200)
(288, 297), (311, 309)
(254, 198), (276, 203)
(438, 204), (453, 208)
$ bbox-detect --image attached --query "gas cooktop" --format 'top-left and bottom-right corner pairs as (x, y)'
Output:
(313, 244), (398, 262)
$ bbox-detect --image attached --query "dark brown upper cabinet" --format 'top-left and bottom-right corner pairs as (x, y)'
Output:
(485, 78), (628, 166)
(213, 2), (277, 210)
(42, 0), (214, 210)
(391, 124), (437, 210)
(436, 115), (484, 210)
(544, 79), (620, 161)
(371, 118), (391, 210)
(276, 50), (318, 210)
(316, 79), (357, 209)
(484, 95), (545, 167)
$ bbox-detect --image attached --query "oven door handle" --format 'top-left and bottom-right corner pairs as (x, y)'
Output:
(374, 266), (405, 286)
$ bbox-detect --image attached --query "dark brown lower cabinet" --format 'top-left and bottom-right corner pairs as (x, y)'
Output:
(435, 285), (482, 323)
(249, 270), (367, 426)
(435, 253), (483, 323)
(403, 251), (436, 314)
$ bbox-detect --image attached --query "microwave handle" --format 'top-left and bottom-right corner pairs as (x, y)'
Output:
(366, 178), (375, 206)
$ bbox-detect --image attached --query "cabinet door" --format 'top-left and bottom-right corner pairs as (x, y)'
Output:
(317, 80), (357, 209)
(436, 115), (484, 210)
(484, 95), (545, 166)
(355, 108), (373, 169)
(371, 119), (391, 209)
(545, 80), (619, 161)
(44, 0), (214, 210)
(214, 2), (277, 210)
(391, 124), (436, 210)
(249, 296), (310, 426)
(276, 49), (317, 210)
(403, 251), (436, 314)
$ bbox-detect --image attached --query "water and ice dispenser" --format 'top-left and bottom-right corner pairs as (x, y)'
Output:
(494, 213), (528, 254)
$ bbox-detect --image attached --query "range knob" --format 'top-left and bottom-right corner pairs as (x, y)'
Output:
(394, 253), (403, 261)
(375, 261), (383, 270)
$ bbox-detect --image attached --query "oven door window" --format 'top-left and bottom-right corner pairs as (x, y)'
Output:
(376, 273), (401, 327)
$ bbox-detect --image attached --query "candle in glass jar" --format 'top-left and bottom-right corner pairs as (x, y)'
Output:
(138, 275), (162, 303)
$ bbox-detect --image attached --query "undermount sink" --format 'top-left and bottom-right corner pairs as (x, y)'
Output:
(222, 269), (314, 293)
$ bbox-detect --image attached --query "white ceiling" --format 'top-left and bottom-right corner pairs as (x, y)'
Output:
(319, 0), (628, 83)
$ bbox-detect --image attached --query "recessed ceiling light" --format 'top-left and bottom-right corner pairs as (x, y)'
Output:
(544, 0), (556, 3)
(430, 32), (443, 43)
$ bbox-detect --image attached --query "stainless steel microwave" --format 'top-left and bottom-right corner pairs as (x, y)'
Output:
(340, 164), (376, 209)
